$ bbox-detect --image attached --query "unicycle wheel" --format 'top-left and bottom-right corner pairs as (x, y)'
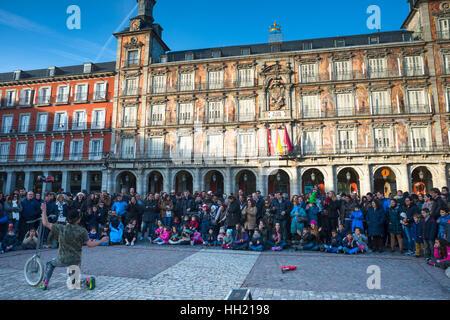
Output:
(24, 256), (44, 287)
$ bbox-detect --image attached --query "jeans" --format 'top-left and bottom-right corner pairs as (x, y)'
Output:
(249, 244), (264, 251)
(415, 242), (424, 256)
(203, 240), (219, 246)
(162, 217), (171, 228)
(424, 239), (434, 258)
(43, 258), (87, 288)
(232, 242), (248, 250)
(141, 221), (152, 238)
(402, 225), (414, 252)
(324, 245), (342, 253)
(344, 219), (352, 233)
(343, 247), (359, 254)
(302, 242), (319, 251)
(266, 240), (287, 249)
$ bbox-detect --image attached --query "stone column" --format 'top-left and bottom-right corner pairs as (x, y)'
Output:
(397, 164), (410, 193)
(23, 171), (32, 192)
(193, 168), (201, 193)
(42, 171), (50, 194)
(360, 165), (372, 196)
(5, 172), (15, 194)
(136, 169), (145, 196)
(257, 168), (266, 196)
(434, 163), (448, 190)
(81, 171), (89, 192)
(322, 165), (336, 193)
(61, 171), (70, 194)
(101, 170), (108, 192)
(289, 167), (300, 196)
(223, 167), (232, 196)
(163, 168), (171, 192)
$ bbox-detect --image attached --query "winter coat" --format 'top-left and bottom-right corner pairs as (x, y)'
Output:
(437, 215), (450, 238)
(340, 200), (357, 222)
(431, 197), (447, 220)
(233, 230), (249, 244)
(290, 205), (307, 235)
(329, 235), (342, 248)
(387, 207), (402, 235)
(20, 199), (41, 222)
(160, 231), (171, 243)
(109, 221), (124, 243)
(159, 200), (173, 219)
(250, 234), (263, 246)
(342, 236), (357, 249)
(353, 233), (370, 252)
(307, 205), (319, 224)
(423, 216), (437, 240)
(111, 201), (127, 216)
(226, 199), (242, 228)
(446, 220), (450, 243)
(325, 199), (340, 219)
(143, 200), (158, 223)
(299, 232), (315, 246)
(411, 219), (425, 243)
(125, 203), (141, 223)
(242, 206), (257, 230)
(366, 207), (385, 236)
(433, 246), (450, 262)
(95, 207), (108, 226)
(402, 204), (420, 224)
(4, 201), (23, 221)
(350, 210), (364, 232)
(270, 199), (290, 222)
(2, 233), (17, 247)
(181, 196), (195, 216)
(223, 235), (233, 246)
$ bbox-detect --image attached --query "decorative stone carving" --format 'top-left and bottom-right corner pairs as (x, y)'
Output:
(150, 68), (168, 76)
(175, 96), (197, 103)
(236, 93), (257, 100)
(399, 47), (427, 57)
(206, 64), (226, 72)
(236, 62), (257, 70)
(267, 77), (286, 110)
(331, 53), (355, 61)
(365, 49), (389, 59)
(260, 61), (292, 76)
(124, 37), (144, 49)
(205, 94), (226, 102)
(129, 19), (142, 32)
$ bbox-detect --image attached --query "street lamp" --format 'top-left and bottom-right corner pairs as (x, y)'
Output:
(346, 171), (351, 182)
(311, 172), (316, 182)
(419, 170), (424, 181)
(212, 174), (217, 183)
(244, 174), (248, 182)
(125, 175), (130, 183)
(154, 175), (159, 182)
(276, 173), (281, 182)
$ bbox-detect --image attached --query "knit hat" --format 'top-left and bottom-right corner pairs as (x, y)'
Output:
(400, 212), (407, 220)
(310, 220), (317, 225)
(226, 229), (233, 235)
(219, 227), (225, 234)
(8, 223), (14, 230)
(307, 191), (317, 205)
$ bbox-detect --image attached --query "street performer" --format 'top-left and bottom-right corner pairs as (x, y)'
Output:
(39, 203), (109, 291)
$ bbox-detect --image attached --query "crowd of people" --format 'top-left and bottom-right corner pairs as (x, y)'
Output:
(0, 185), (449, 272)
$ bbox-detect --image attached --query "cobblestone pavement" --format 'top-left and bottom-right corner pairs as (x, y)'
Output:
(0, 244), (448, 300)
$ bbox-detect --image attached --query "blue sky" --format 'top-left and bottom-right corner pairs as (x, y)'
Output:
(0, 0), (411, 73)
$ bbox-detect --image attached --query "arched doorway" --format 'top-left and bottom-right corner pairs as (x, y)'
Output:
(15, 172), (25, 190)
(411, 166), (433, 195)
(149, 171), (163, 194)
(374, 167), (397, 198)
(235, 170), (256, 196)
(337, 168), (360, 195)
(0, 173), (7, 193)
(302, 169), (325, 195)
(175, 171), (193, 194)
(117, 171), (137, 193)
(90, 172), (102, 193)
(70, 172), (82, 194)
(268, 170), (290, 197)
(205, 170), (224, 196)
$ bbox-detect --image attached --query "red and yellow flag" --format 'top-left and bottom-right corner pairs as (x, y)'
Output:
(276, 129), (284, 155)
(267, 128), (274, 155)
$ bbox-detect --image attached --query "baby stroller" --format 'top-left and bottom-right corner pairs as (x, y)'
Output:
(109, 219), (124, 245)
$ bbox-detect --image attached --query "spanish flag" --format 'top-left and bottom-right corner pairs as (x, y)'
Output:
(284, 126), (294, 152)
(276, 129), (284, 155)
(267, 128), (274, 155)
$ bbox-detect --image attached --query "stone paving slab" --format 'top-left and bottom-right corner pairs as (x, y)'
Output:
(241, 251), (450, 300)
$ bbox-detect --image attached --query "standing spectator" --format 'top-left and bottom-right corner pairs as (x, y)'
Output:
(340, 195), (356, 231)
(4, 195), (22, 232)
(387, 199), (403, 253)
(430, 188), (447, 220)
(271, 193), (290, 240)
(142, 193), (157, 241)
(366, 200), (385, 252)
(225, 196), (241, 229)
(242, 199), (257, 234)
(125, 196), (140, 225)
(412, 213), (425, 257)
(422, 208), (437, 259)
(19, 191), (41, 243)
(111, 195), (127, 223)
(325, 191), (341, 233)
(159, 194), (174, 228)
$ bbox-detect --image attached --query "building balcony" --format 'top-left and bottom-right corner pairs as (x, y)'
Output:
(437, 31), (450, 41)
(0, 152), (105, 164)
(149, 80), (246, 95)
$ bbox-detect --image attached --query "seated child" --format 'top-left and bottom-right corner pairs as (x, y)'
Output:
(169, 224), (191, 245)
(353, 227), (371, 253)
(2, 224), (17, 253)
(203, 228), (217, 247)
(168, 226), (180, 245)
(189, 215), (199, 232)
(217, 227), (225, 246)
(153, 220), (165, 242)
(233, 225), (249, 250)
(342, 232), (359, 255)
(294, 226), (319, 251)
(324, 230), (343, 253)
(191, 230), (204, 246)
(124, 220), (137, 246)
(412, 214), (425, 257)
(22, 228), (38, 250)
(153, 226), (171, 245)
(98, 225), (110, 246)
(88, 227), (98, 242)
(222, 229), (233, 249)
(201, 212), (212, 238)
(109, 212), (124, 245)
(427, 238), (450, 270)
(249, 229), (264, 251)
(172, 216), (182, 232)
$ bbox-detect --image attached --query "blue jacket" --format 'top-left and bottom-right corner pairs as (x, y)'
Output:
(307, 205), (319, 224)
(329, 235), (342, 248)
(111, 201), (127, 216)
(437, 215), (450, 238)
(21, 199), (41, 221)
(350, 210), (364, 232)
(381, 198), (391, 213)
(2, 233), (17, 247)
(411, 219), (425, 243)
(109, 221), (124, 243)
(366, 207), (385, 236)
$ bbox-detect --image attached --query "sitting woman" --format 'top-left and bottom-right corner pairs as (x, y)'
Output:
(266, 222), (286, 251)
(168, 226), (180, 245)
(294, 226), (319, 251)
(427, 239), (450, 270)
(22, 228), (38, 250)
(152, 220), (165, 242)
(169, 224), (192, 245)
(249, 229), (264, 251)
(232, 225), (249, 250)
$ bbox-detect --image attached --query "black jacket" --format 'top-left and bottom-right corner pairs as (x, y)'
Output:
(423, 216), (438, 240)
(226, 199), (242, 228)
(143, 200), (158, 223)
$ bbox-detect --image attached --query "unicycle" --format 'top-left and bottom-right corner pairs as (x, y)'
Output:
(24, 217), (45, 286)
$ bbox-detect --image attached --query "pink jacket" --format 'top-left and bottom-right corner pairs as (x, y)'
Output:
(155, 227), (164, 236)
(160, 231), (171, 243)
(434, 246), (450, 262)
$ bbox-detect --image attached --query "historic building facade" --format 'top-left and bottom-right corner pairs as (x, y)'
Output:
(1, 0), (450, 196)
(0, 63), (115, 194)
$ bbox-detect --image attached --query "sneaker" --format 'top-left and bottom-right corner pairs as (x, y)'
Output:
(139, 237), (143, 241)
(190, 240), (194, 246)
(86, 277), (96, 290)
(147, 237), (151, 241)
(125, 241), (130, 246)
(40, 280), (49, 291)
(131, 241), (135, 246)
